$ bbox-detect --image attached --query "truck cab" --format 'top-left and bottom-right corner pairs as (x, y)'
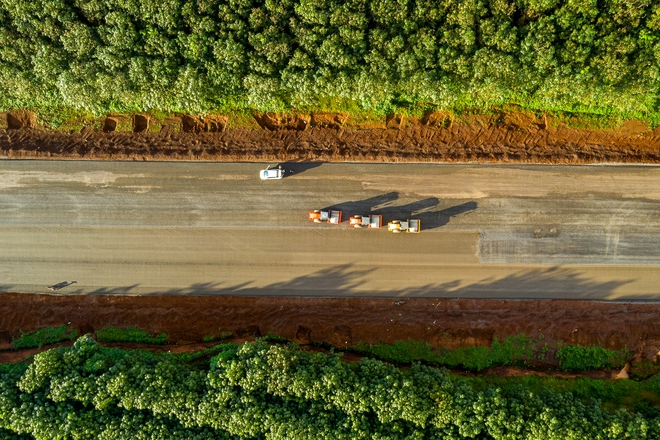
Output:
(259, 165), (284, 180)
(349, 214), (382, 228)
(309, 210), (342, 224)
(387, 219), (421, 233)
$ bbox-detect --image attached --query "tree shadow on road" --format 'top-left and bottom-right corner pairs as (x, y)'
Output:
(126, 264), (635, 300)
(85, 284), (141, 296)
(394, 266), (634, 299)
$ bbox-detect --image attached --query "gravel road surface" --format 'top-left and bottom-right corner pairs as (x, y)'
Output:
(1, 161), (658, 298)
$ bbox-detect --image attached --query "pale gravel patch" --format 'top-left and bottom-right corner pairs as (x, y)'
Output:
(0, 170), (146, 190)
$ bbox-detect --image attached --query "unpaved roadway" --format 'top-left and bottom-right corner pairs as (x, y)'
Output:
(0, 161), (659, 299)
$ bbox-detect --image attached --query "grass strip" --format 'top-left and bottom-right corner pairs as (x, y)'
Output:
(95, 327), (167, 345)
(12, 325), (77, 350)
(354, 335), (629, 372)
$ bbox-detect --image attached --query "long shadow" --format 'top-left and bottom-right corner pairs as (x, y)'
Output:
(375, 199), (477, 230)
(325, 192), (477, 230)
(133, 263), (636, 300)
(375, 197), (440, 228)
(394, 266), (635, 300)
(142, 264), (377, 297)
(87, 284), (141, 296)
(323, 192), (399, 214)
(279, 162), (322, 177)
(418, 201), (477, 230)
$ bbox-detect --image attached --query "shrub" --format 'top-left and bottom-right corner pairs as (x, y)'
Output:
(356, 334), (538, 371)
(202, 331), (234, 342)
(12, 325), (77, 349)
(95, 327), (167, 344)
(556, 344), (629, 372)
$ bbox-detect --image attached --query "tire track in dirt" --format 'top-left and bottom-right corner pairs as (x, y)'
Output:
(0, 116), (658, 164)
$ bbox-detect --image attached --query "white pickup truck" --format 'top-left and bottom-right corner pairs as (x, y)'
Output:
(259, 165), (284, 180)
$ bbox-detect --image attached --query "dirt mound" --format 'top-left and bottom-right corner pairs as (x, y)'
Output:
(497, 111), (543, 130)
(253, 111), (310, 130)
(181, 115), (228, 133)
(386, 113), (422, 129)
(181, 115), (202, 133)
(310, 113), (348, 129)
(204, 115), (228, 132)
(102, 117), (119, 133)
(620, 120), (650, 136)
(132, 114), (149, 133)
(295, 325), (312, 343)
(6, 110), (35, 130)
(421, 111), (453, 128)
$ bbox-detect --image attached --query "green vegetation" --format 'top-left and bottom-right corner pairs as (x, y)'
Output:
(95, 326), (167, 344)
(466, 374), (660, 417)
(11, 325), (77, 350)
(0, 336), (657, 439)
(556, 344), (630, 372)
(355, 335), (630, 372)
(0, 0), (658, 126)
(202, 331), (234, 342)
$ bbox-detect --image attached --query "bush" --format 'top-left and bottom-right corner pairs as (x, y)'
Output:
(356, 334), (538, 371)
(355, 339), (437, 363)
(202, 331), (233, 343)
(556, 344), (629, 372)
(12, 325), (77, 350)
(95, 327), (167, 344)
(354, 336), (633, 373)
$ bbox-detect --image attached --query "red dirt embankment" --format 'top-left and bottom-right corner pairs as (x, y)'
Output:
(1, 294), (659, 364)
(0, 111), (659, 163)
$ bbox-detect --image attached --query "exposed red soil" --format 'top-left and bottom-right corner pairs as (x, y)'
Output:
(0, 111), (658, 163)
(1, 111), (659, 378)
(1, 294), (659, 373)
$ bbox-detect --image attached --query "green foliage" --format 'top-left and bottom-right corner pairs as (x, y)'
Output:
(0, 0), (658, 126)
(630, 361), (660, 381)
(355, 339), (438, 363)
(464, 374), (660, 417)
(0, 336), (658, 439)
(12, 325), (77, 350)
(202, 331), (233, 342)
(556, 344), (630, 372)
(95, 327), (167, 344)
(356, 334), (538, 371)
(261, 333), (289, 343)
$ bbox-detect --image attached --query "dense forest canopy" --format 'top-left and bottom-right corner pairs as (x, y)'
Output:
(0, 0), (658, 121)
(0, 337), (658, 439)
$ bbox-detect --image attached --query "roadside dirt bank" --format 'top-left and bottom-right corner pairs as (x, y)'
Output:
(1, 293), (659, 374)
(1, 110), (659, 164)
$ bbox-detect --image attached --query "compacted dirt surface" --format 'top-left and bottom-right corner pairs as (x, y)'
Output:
(0, 111), (659, 163)
(0, 293), (658, 376)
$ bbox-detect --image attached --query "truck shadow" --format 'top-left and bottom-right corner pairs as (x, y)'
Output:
(416, 201), (477, 230)
(324, 192), (399, 214)
(279, 162), (322, 177)
(325, 192), (477, 230)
